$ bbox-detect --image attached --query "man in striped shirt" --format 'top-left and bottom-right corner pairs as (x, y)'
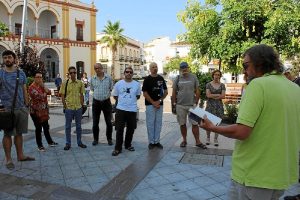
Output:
(90, 63), (114, 146)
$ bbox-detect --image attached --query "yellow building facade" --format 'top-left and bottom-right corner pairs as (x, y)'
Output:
(0, 0), (97, 81)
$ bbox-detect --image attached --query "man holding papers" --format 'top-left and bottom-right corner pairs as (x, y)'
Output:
(200, 44), (300, 200)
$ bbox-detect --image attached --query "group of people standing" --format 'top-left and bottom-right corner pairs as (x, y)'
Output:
(1, 43), (300, 200)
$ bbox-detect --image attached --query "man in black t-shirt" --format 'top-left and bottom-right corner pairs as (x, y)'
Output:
(142, 62), (168, 149)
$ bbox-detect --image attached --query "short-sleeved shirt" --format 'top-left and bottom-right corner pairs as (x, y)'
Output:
(0, 68), (27, 110)
(59, 79), (85, 110)
(142, 75), (167, 105)
(90, 74), (113, 101)
(233, 74), (300, 190)
(112, 80), (141, 112)
(173, 73), (199, 106)
(28, 83), (50, 115)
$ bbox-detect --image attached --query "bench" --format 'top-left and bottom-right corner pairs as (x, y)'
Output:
(223, 83), (243, 104)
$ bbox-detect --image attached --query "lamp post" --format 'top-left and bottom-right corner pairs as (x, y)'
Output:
(20, 0), (28, 55)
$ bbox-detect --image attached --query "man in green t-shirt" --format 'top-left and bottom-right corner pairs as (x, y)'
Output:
(200, 44), (300, 200)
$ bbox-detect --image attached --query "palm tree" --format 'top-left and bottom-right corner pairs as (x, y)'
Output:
(99, 20), (127, 80)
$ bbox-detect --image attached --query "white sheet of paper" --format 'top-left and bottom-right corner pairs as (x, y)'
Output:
(188, 107), (222, 126)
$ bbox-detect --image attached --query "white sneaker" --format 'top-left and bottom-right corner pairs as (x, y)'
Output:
(214, 138), (219, 147)
(206, 138), (210, 145)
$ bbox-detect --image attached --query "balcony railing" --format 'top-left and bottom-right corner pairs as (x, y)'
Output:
(7, 25), (59, 39)
(99, 57), (109, 62)
(119, 55), (125, 61)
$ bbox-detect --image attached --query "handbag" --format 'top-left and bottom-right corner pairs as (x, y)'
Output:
(0, 69), (19, 130)
(36, 106), (49, 123)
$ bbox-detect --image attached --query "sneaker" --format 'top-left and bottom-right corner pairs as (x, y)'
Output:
(206, 137), (210, 145)
(155, 143), (163, 149)
(38, 146), (46, 152)
(78, 143), (87, 148)
(214, 138), (219, 147)
(49, 142), (58, 147)
(64, 144), (71, 151)
(148, 143), (155, 150)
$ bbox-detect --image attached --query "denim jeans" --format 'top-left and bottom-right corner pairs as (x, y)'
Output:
(145, 105), (163, 144)
(65, 108), (82, 145)
(84, 90), (90, 104)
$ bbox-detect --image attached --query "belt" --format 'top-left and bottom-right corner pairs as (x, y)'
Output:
(93, 98), (110, 103)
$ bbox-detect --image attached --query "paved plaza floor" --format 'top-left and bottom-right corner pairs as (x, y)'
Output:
(0, 105), (299, 199)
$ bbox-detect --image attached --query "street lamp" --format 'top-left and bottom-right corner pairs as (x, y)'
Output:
(20, 0), (28, 55)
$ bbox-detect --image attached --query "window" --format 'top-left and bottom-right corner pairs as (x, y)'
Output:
(76, 24), (83, 41)
(51, 25), (56, 39)
(102, 64), (108, 73)
(15, 23), (22, 35)
(76, 61), (84, 79)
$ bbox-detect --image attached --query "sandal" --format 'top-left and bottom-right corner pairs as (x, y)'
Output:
(196, 143), (208, 149)
(112, 150), (122, 156)
(180, 141), (187, 147)
(125, 146), (135, 151)
(5, 162), (15, 170)
(18, 156), (35, 162)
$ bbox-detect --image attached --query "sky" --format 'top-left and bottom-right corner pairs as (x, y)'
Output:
(80, 0), (188, 43)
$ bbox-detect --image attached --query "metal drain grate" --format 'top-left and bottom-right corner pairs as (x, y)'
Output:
(180, 153), (224, 167)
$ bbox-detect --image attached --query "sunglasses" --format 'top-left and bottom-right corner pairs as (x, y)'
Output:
(69, 72), (76, 74)
(242, 62), (251, 70)
(125, 71), (133, 74)
(35, 76), (43, 78)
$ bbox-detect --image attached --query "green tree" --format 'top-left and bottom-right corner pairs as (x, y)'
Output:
(99, 20), (127, 80)
(0, 22), (9, 37)
(178, 0), (300, 73)
(164, 56), (201, 74)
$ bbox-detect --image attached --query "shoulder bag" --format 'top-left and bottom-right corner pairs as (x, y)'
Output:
(0, 69), (20, 130)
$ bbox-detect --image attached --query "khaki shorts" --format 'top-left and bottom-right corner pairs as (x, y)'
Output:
(4, 108), (29, 136)
(228, 179), (284, 200)
(176, 104), (198, 126)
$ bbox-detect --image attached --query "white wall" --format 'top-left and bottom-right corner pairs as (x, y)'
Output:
(69, 9), (91, 41)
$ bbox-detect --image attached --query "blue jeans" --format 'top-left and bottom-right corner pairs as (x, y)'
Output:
(84, 90), (90, 104)
(65, 108), (82, 145)
(145, 105), (163, 144)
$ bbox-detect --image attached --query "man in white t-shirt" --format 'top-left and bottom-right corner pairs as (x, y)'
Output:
(111, 66), (141, 156)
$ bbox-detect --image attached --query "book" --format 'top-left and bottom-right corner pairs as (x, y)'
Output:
(188, 107), (222, 126)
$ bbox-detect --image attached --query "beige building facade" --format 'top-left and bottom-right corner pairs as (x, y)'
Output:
(96, 33), (145, 80)
(0, 0), (97, 81)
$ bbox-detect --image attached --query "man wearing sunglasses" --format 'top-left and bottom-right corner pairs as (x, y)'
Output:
(60, 66), (87, 150)
(200, 44), (300, 200)
(111, 66), (141, 156)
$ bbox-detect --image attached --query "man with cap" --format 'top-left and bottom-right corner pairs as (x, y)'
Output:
(171, 62), (207, 149)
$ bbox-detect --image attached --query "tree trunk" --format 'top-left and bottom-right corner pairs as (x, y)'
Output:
(111, 51), (115, 80)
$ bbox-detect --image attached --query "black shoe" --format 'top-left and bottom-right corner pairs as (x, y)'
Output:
(155, 143), (163, 149)
(112, 150), (121, 156)
(148, 143), (155, 150)
(108, 140), (113, 146)
(38, 146), (46, 152)
(92, 141), (98, 146)
(125, 146), (135, 151)
(49, 142), (58, 147)
(78, 143), (87, 148)
(64, 144), (71, 151)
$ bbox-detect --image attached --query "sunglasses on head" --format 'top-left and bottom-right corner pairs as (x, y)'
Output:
(125, 71), (133, 74)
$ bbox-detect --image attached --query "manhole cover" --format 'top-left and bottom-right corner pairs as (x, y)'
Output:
(180, 153), (224, 167)
(73, 129), (92, 135)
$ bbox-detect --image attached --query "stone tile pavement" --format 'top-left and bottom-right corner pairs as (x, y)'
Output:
(0, 107), (299, 199)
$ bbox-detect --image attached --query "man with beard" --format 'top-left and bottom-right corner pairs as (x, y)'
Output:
(111, 66), (141, 156)
(200, 44), (300, 200)
(0, 50), (35, 170)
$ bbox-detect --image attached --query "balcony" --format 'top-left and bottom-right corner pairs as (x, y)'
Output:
(119, 55), (125, 61)
(7, 25), (60, 39)
(99, 57), (109, 62)
(129, 56), (133, 62)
